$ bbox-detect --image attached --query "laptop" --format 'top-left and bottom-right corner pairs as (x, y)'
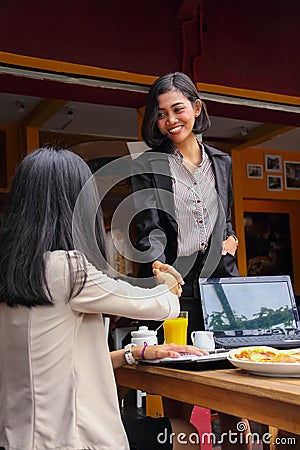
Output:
(199, 275), (300, 349)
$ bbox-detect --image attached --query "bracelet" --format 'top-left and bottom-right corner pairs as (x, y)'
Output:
(124, 343), (138, 365)
(141, 342), (148, 360)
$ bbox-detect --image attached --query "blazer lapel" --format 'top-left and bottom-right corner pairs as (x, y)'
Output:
(148, 152), (177, 232)
(205, 145), (228, 212)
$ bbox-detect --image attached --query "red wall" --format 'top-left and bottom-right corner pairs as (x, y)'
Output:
(200, 0), (300, 96)
(0, 0), (299, 96)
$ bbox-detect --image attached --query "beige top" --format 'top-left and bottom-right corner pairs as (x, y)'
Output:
(0, 251), (180, 450)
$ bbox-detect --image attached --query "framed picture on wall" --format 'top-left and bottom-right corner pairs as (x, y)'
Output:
(246, 164), (263, 179)
(244, 212), (293, 280)
(267, 175), (282, 191)
(265, 154), (282, 172)
(284, 161), (300, 189)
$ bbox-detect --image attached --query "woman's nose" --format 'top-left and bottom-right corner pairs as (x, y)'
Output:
(167, 115), (178, 125)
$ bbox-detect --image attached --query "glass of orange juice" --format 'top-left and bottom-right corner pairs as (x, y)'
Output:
(163, 311), (188, 345)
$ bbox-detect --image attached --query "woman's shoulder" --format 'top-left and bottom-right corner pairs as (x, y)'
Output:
(45, 250), (86, 274)
(204, 144), (231, 159)
(131, 147), (170, 174)
(133, 147), (167, 159)
(45, 250), (106, 275)
(45, 249), (82, 261)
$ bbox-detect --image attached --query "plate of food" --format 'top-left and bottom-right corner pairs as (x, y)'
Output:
(227, 346), (300, 377)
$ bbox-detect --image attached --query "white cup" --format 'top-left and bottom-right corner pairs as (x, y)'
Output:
(191, 331), (215, 351)
(131, 326), (158, 346)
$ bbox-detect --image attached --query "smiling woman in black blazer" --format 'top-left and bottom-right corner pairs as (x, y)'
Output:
(131, 72), (252, 450)
(131, 72), (239, 341)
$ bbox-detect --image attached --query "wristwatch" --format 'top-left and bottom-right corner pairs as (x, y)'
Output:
(124, 343), (138, 365)
(227, 235), (239, 246)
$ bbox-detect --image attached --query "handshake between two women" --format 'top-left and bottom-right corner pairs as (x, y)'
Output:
(152, 260), (184, 297)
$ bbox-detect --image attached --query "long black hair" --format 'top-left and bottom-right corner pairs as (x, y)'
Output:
(0, 146), (107, 307)
(142, 71), (211, 148)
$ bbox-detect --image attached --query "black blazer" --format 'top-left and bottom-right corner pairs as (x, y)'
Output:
(131, 144), (238, 278)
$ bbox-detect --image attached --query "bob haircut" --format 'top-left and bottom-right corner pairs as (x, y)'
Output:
(142, 71), (211, 148)
(0, 146), (107, 307)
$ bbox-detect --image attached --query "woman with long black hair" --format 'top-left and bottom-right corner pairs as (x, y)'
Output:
(0, 146), (203, 450)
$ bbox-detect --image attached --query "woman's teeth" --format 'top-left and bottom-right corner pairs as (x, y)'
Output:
(169, 126), (182, 134)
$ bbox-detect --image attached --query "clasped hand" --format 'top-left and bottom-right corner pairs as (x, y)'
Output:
(152, 260), (184, 297)
(222, 236), (238, 256)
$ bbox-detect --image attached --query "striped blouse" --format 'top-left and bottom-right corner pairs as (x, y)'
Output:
(168, 144), (219, 257)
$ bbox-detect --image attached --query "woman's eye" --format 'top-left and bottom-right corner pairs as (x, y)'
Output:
(157, 112), (166, 119)
(174, 107), (184, 113)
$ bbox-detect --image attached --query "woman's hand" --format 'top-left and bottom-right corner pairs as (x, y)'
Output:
(132, 343), (208, 362)
(152, 261), (184, 285)
(153, 268), (182, 297)
(222, 236), (238, 256)
(152, 261), (184, 296)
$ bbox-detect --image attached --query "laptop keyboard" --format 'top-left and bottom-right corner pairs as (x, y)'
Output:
(215, 334), (300, 349)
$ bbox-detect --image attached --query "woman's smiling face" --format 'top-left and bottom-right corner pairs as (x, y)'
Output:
(156, 88), (201, 146)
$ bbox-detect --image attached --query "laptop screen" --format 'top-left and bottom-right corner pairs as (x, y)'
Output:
(199, 276), (299, 336)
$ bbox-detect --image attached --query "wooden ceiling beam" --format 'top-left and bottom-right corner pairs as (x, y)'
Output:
(213, 124), (295, 153)
(20, 99), (68, 128)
